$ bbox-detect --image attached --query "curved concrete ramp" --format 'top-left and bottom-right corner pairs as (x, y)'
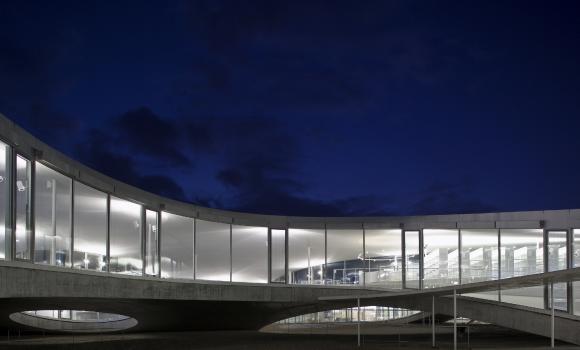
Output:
(381, 295), (580, 345)
(0, 262), (382, 333)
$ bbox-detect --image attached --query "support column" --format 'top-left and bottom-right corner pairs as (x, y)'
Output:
(454, 288), (457, 350)
(357, 297), (361, 347)
(432, 295), (435, 348)
(551, 282), (555, 348)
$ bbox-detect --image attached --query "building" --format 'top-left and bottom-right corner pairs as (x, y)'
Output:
(1, 113), (580, 346)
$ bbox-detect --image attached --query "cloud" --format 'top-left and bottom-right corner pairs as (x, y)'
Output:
(75, 128), (186, 200)
(112, 107), (190, 166)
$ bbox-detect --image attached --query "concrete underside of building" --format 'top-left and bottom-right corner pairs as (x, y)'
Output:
(2, 261), (580, 347)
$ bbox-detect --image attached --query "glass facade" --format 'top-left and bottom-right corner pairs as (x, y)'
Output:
(461, 229), (499, 283)
(461, 229), (499, 301)
(232, 225), (267, 283)
(277, 306), (419, 324)
(145, 210), (159, 276)
(547, 230), (568, 311)
(15, 155), (31, 260)
(160, 212), (193, 279)
(34, 163), (72, 267)
(325, 227), (364, 285)
(195, 219), (230, 281)
(404, 230), (420, 289)
(364, 228), (402, 288)
(73, 182), (107, 271)
(0, 141), (10, 259)
(500, 229), (544, 308)
(270, 229), (286, 283)
(423, 229), (459, 288)
(288, 228), (325, 284)
(109, 197), (142, 275)
(2, 139), (580, 319)
(575, 229), (580, 315)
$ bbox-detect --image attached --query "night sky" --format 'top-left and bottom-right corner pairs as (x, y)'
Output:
(1, 1), (580, 216)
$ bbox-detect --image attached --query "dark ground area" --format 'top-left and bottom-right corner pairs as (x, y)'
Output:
(0, 325), (578, 350)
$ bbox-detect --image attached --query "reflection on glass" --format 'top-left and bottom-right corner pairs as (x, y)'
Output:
(145, 210), (159, 276)
(326, 227), (363, 285)
(574, 230), (580, 315)
(73, 182), (107, 271)
(364, 228), (402, 288)
(15, 155), (31, 260)
(0, 142), (10, 259)
(23, 310), (129, 322)
(548, 230), (567, 272)
(289, 228), (325, 284)
(270, 229), (286, 283)
(195, 219), (230, 281)
(34, 163), (72, 267)
(160, 212), (193, 279)
(500, 229), (544, 309)
(547, 230), (568, 311)
(232, 225), (267, 283)
(461, 229), (498, 283)
(109, 197), (142, 275)
(423, 229), (459, 288)
(276, 306), (419, 324)
(404, 231), (420, 289)
(500, 229), (544, 278)
(461, 229), (499, 301)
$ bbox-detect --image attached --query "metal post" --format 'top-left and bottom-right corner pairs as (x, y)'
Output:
(357, 297), (361, 347)
(551, 282), (555, 348)
(50, 179), (56, 265)
(432, 295), (435, 347)
(454, 288), (457, 350)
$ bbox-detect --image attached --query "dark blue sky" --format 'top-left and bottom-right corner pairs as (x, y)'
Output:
(1, 1), (580, 216)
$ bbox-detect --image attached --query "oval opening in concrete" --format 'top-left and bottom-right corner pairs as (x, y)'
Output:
(10, 310), (138, 333)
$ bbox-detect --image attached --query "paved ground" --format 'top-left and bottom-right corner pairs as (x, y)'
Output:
(0, 326), (578, 350)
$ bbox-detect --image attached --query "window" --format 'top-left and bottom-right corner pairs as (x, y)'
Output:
(288, 227), (325, 284)
(15, 155), (31, 260)
(109, 197), (142, 275)
(34, 163), (72, 267)
(547, 230), (567, 272)
(461, 229), (499, 301)
(0, 141), (10, 259)
(270, 229), (286, 283)
(547, 230), (568, 311)
(461, 229), (499, 283)
(195, 219), (230, 281)
(500, 229), (544, 308)
(232, 225), (267, 283)
(404, 231), (420, 289)
(423, 229), (459, 288)
(574, 230), (580, 315)
(160, 212), (194, 279)
(325, 226), (363, 285)
(145, 210), (159, 276)
(73, 182), (107, 271)
(364, 228), (402, 288)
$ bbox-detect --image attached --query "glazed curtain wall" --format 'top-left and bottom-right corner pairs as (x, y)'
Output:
(0, 149), (579, 314)
(325, 226), (364, 285)
(160, 212), (194, 279)
(364, 228), (402, 288)
(0, 141), (10, 259)
(73, 181), (107, 271)
(34, 163), (72, 267)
